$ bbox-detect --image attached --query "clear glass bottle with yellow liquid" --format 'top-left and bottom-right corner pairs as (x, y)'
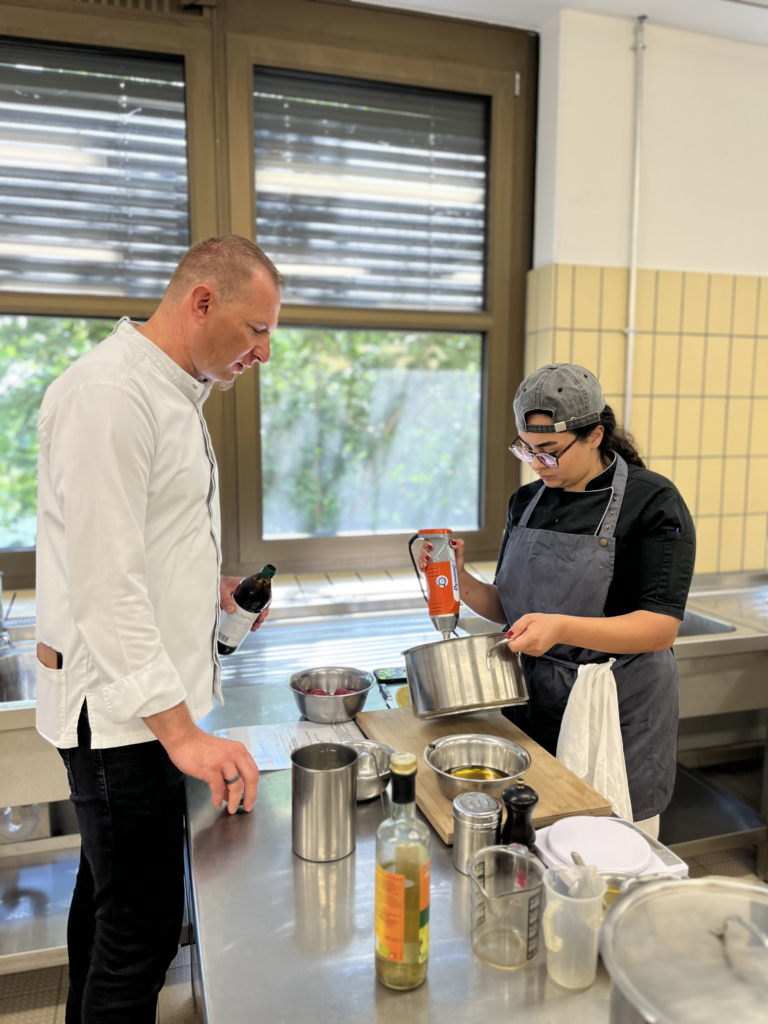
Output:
(375, 752), (430, 990)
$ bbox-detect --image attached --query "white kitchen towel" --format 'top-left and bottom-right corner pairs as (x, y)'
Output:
(555, 659), (633, 823)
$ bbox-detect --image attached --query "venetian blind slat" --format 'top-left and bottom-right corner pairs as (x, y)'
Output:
(0, 40), (190, 298)
(253, 68), (489, 311)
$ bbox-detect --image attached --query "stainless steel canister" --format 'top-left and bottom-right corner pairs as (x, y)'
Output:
(452, 792), (502, 874)
(291, 742), (358, 862)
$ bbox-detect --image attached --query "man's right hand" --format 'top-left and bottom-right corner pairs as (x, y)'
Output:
(144, 701), (259, 813)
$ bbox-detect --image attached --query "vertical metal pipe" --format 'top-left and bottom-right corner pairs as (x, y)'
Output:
(624, 16), (647, 433)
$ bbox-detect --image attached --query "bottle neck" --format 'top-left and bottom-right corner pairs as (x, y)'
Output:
(390, 771), (416, 818)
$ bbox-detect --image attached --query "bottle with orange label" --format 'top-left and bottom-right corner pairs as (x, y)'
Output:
(410, 528), (461, 639)
(374, 752), (430, 990)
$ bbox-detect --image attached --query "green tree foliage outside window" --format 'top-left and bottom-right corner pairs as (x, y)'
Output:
(0, 316), (114, 549)
(260, 328), (483, 537)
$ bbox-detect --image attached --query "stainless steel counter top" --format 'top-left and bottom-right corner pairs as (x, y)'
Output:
(188, 684), (612, 1024)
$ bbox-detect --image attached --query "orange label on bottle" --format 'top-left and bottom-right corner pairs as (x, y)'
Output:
(375, 864), (406, 962)
(425, 559), (460, 617)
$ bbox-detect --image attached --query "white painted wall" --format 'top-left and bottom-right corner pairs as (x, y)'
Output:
(535, 9), (768, 275)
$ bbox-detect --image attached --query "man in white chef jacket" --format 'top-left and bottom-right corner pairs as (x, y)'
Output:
(35, 235), (282, 1024)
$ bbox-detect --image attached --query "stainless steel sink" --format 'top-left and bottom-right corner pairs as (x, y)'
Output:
(677, 610), (736, 637)
(0, 640), (36, 703)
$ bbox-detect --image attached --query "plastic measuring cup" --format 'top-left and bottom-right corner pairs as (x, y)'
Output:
(467, 844), (543, 970)
(542, 866), (607, 988)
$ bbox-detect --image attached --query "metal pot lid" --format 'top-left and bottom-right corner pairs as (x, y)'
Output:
(600, 877), (768, 1024)
(453, 792), (502, 825)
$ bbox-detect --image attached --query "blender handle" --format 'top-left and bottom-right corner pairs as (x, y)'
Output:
(408, 534), (430, 606)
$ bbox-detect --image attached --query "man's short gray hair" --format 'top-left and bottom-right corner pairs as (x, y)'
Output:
(165, 235), (283, 305)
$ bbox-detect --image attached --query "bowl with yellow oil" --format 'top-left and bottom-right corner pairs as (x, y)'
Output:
(423, 733), (531, 800)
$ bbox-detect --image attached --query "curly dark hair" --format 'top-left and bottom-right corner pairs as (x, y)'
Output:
(573, 403), (645, 468)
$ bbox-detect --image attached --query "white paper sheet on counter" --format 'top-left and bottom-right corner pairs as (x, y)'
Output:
(213, 720), (365, 771)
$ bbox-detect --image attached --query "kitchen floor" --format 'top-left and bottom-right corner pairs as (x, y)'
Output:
(1, 761), (763, 1024)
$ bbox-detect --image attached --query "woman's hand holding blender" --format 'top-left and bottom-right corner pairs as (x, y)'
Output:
(417, 536), (507, 627)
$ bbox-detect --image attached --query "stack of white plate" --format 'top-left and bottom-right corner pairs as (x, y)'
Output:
(535, 816), (688, 877)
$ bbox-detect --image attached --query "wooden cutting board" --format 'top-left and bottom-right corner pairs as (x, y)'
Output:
(356, 707), (612, 845)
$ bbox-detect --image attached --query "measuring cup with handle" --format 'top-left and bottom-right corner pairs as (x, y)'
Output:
(467, 843), (544, 970)
(542, 865), (607, 988)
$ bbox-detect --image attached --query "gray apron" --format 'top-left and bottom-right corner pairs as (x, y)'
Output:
(496, 456), (678, 820)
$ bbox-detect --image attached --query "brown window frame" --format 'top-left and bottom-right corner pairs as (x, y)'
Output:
(218, 26), (537, 575)
(0, 0), (537, 588)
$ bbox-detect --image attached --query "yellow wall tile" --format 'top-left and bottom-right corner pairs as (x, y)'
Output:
(678, 336), (705, 396)
(671, 458), (699, 510)
(631, 396), (651, 457)
(571, 332), (599, 375)
(652, 334), (680, 394)
(743, 514), (768, 570)
(536, 263), (555, 332)
(675, 399), (702, 457)
(649, 397), (677, 458)
(534, 329), (553, 369)
(605, 394), (624, 424)
(600, 267), (628, 330)
(635, 270), (657, 332)
(747, 459), (768, 513)
(554, 264), (574, 329)
(725, 398), (752, 456)
(704, 337), (729, 396)
(573, 265), (602, 329)
(718, 516), (745, 572)
(722, 458), (748, 514)
(694, 516), (720, 573)
(655, 271), (684, 332)
(553, 329), (572, 363)
(700, 397), (726, 456)
(697, 459), (724, 515)
(526, 269), (538, 335)
(633, 333), (654, 394)
(707, 274), (735, 335)
(754, 338), (768, 396)
(598, 333), (625, 394)
(749, 399), (768, 455)
(732, 275), (759, 336)
(682, 272), (709, 334)
(728, 336), (756, 397)
(757, 279), (768, 337)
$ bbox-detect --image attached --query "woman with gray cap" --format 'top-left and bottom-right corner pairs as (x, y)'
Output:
(419, 363), (695, 836)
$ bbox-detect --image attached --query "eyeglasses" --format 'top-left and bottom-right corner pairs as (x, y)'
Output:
(508, 435), (580, 468)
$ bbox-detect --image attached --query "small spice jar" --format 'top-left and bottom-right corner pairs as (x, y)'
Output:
(452, 792), (502, 874)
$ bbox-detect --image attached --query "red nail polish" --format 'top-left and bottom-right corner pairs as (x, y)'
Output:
(506, 629), (515, 639)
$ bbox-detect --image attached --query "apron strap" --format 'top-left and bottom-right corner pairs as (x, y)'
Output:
(594, 454), (629, 538)
(518, 482), (547, 528)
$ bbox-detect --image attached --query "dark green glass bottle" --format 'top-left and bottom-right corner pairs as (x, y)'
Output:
(217, 565), (276, 655)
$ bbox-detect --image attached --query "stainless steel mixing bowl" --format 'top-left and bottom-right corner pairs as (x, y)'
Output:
(344, 740), (395, 801)
(423, 733), (531, 800)
(288, 667), (375, 724)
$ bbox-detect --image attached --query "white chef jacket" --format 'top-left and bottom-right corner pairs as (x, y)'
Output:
(35, 317), (223, 749)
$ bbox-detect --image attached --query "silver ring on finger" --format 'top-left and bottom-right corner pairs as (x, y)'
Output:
(224, 772), (242, 786)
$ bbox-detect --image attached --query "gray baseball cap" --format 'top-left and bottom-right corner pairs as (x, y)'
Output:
(514, 364), (605, 434)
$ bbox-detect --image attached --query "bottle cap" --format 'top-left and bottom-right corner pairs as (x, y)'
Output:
(260, 564), (277, 579)
(390, 752), (417, 776)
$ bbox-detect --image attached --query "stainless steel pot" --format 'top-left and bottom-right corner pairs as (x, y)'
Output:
(600, 877), (768, 1024)
(291, 742), (358, 862)
(402, 633), (528, 718)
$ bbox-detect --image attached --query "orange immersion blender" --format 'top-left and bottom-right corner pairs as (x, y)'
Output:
(408, 529), (461, 639)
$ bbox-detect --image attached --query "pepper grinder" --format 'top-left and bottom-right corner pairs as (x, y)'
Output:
(500, 779), (539, 849)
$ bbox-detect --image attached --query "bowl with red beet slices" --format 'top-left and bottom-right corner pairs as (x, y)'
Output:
(288, 667), (376, 724)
